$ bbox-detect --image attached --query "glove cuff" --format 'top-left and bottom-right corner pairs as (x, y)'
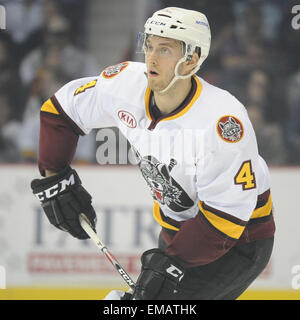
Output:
(141, 248), (186, 268)
(141, 248), (186, 281)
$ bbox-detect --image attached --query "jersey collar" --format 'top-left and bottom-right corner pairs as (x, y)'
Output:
(145, 75), (203, 129)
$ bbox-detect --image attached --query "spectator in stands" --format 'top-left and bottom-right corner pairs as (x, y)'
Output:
(21, 0), (65, 59)
(216, 2), (272, 100)
(59, 0), (91, 48)
(233, 0), (283, 43)
(245, 70), (269, 114)
(2, 0), (75, 63)
(245, 69), (288, 165)
(247, 104), (288, 165)
(3, 0), (44, 48)
(285, 69), (300, 164)
(0, 93), (21, 162)
(19, 14), (98, 87)
(0, 33), (25, 121)
(18, 67), (65, 161)
(18, 67), (96, 163)
(217, 1), (287, 124)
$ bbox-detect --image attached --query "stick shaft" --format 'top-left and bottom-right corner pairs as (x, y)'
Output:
(79, 213), (136, 290)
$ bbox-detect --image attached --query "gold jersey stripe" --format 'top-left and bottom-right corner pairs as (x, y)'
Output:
(41, 98), (59, 115)
(198, 202), (245, 240)
(251, 194), (272, 219)
(153, 201), (180, 231)
(145, 86), (152, 120)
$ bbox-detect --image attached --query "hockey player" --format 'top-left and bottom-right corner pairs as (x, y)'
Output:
(31, 7), (275, 300)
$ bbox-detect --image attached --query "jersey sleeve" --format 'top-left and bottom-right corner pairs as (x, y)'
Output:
(196, 112), (259, 224)
(38, 74), (118, 175)
(165, 109), (261, 266)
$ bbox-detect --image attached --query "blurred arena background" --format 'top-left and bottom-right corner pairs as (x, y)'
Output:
(0, 0), (300, 300)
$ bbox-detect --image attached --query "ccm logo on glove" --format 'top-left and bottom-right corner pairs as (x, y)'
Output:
(35, 174), (76, 201)
(166, 264), (184, 281)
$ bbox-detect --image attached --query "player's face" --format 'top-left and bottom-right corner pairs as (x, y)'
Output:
(144, 36), (183, 92)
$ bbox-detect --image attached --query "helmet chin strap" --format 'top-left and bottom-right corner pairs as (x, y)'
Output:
(158, 56), (198, 94)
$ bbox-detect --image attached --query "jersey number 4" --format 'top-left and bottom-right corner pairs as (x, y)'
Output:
(234, 160), (256, 190)
(74, 80), (97, 96)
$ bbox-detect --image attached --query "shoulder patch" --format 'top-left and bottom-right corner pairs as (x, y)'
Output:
(217, 115), (244, 143)
(102, 62), (129, 79)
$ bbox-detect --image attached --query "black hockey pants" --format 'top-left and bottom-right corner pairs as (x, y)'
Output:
(158, 233), (274, 300)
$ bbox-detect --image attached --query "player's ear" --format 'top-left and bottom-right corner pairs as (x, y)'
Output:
(183, 52), (199, 75)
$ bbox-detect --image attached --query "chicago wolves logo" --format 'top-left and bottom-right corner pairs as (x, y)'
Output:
(102, 62), (129, 79)
(217, 115), (244, 143)
(132, 148), (194, 212)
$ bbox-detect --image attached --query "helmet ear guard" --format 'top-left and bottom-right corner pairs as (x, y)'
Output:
(181, 43), (201, 62)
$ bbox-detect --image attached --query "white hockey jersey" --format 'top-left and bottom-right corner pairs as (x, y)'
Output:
(41, 61), (273, 245)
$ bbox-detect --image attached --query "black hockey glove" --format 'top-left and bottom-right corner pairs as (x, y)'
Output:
(131, 248), (186, 300)
(31, 166), (96, 239)
(121, 292), (133, 300)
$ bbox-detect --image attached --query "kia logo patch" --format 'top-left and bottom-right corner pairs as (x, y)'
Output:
(118, 110), (137, 128)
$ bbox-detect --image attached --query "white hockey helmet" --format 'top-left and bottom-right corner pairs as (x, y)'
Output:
(143, 7), (211, 92)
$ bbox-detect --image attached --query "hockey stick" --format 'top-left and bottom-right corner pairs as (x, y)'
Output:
(79, 213), (136, 290)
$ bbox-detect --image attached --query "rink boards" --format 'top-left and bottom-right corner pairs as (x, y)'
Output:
(0, 164), (300, 300)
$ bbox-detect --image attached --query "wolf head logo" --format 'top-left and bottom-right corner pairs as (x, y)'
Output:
(218, 116), (243, 142)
